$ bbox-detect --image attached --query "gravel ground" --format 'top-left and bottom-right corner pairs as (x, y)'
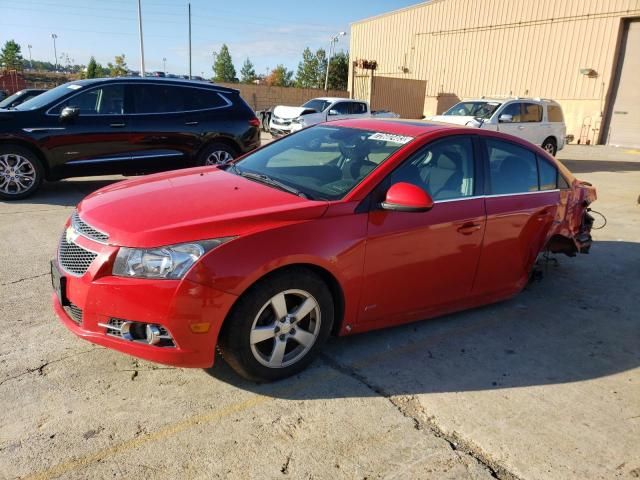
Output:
(0, 144), (638, 480)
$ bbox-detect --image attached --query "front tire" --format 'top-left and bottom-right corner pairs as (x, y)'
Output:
(542, 137), (557, 156)
(0, 145), (44, 200)
(197, 142), (238, 166)
(218, 268), (334, 382)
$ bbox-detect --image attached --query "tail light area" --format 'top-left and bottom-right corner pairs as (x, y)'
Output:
(248, 117), (261, 128)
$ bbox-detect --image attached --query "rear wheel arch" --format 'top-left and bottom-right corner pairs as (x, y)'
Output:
(541, 136), (558, 155)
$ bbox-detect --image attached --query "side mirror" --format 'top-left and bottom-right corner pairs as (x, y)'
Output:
(60, 106), (80, 122)
(498, 114), (513, 123)
(328, 109), (339, 116)
(381, 182), (434, 212)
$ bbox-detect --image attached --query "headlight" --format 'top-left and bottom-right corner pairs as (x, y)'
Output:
(112, 238), (233, 279)
(291, 116), (306, 125)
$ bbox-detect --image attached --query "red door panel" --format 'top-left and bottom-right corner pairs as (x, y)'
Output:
(358, 198), (486, 328)
(472, 191), (559, 298)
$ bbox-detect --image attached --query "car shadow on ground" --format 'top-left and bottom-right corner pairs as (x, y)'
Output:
(208, 240), (640, 399)
(560, 159), (640, 174)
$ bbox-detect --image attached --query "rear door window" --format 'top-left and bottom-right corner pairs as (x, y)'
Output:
(331, 102), (351, 115)
(486, 139), (538, 194)
(522, 103), (542, 122)
(130, 84), (186, 114)
(538, 156), (560, 190)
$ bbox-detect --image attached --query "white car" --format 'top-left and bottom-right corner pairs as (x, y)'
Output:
(427, 97), (566, 155)
(269, 97), (399, 136)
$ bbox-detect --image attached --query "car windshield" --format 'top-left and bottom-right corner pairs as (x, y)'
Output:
(444, 101), (501, 119)
(0, 91), (25, 109)
(301, 99), (332, 112)
(14, 83), (84, 111)
(231, 125), (413, 200)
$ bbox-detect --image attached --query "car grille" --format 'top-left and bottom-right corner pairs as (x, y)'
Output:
(65, 302), (83, 325)
(272, 115), (291, 126)
(58, 233), (98, 276)
(71, 212), (109, 243)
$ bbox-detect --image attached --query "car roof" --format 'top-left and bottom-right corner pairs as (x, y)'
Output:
(329, 118), (459, 136)
(312, 97), (353, 102)
(61, 77), (239, 94)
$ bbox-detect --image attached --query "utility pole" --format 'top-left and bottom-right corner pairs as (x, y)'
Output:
(324, 31), (346, 91)
(27, 45), (33, 69)
(188, 3), (192, 79)
(163, 57), (166, 74)
(137, 0), (146, 77)
(51, 34), (58, 71)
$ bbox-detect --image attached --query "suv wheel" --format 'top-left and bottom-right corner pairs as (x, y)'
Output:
(217, 269), (334, 382)
(542, 137), (557, 156)
(197, 142), (237, 166)
(0, 145), (44, 200)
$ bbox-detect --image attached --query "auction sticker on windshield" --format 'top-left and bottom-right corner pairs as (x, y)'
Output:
(368, 133), (414, 144)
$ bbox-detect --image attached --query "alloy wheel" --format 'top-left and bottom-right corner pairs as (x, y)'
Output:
(249, 289), (321, 368)
(205, 150), (233, 165)
(543, 143), (555, 154)
(0, 154), (37, 196)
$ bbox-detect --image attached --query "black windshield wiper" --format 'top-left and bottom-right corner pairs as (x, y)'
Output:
(235, 168), (311, 199)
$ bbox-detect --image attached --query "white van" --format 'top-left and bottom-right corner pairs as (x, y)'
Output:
(427, 97), (567, 155)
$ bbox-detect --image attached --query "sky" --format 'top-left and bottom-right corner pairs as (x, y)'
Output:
(0, 0), (420, 77)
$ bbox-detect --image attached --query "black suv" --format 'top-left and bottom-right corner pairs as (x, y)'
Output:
(0, 78), (260, 199)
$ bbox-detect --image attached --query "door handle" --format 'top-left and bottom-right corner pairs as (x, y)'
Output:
(457, 222), (482, 235)
(109, 123), (126, 128)
(185, 121), (199, 126)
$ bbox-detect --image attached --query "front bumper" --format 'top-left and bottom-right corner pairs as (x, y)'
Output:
(51, 241), (238, 368)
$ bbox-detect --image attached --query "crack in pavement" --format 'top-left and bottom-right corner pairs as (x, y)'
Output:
(0, 349), (96, 386)
(319, 353), (520, 480)
(1, 272), (49, 287)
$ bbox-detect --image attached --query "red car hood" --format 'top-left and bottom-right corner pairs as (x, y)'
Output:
(77, 167), (328, 248)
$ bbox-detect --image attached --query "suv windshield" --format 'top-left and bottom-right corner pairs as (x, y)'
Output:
(444, 101), (501, 119)
(14, 83), (85, 111)
(301, 99), (331, 112)
(231, 125), (412, 200)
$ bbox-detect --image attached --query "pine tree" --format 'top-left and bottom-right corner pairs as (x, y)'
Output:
(107, 54), (127, 77)
(212, 44), (236, 82)
(314, 49), (328, 89)
(0, 40), (24, 70)
(86, 56), (98, 78)
(295, 47), (319, 88)
(327, 51), (349, 90)
(240, 58), (257, 84)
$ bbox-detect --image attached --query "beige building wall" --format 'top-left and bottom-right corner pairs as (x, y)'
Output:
(349, 0), (640, 143)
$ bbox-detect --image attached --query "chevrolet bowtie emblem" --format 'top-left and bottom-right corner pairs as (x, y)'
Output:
(65, 226), (79, 244)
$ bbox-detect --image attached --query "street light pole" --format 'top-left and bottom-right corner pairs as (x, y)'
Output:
(27, 44), (33, 69)
(324, 31), (346, 91)
(188, 3), (192, 79)
(137, 0), (146, 77)
(51, 34), (58, 71)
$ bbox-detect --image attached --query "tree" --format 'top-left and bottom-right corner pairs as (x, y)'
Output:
(239, 57), (257, 84)
(265, 65), (293, 87)
(327, 51), (349, 90)
(295, 47), (319, 88)
(212, 44), (236, 82)
(314, 48), (328, 88)
(107, 54), (127, 77)
(0, 40), (23, 70)
(86, 56), (98, 78)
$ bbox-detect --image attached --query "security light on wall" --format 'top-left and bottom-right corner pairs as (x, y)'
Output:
(580, 68), (599, 78)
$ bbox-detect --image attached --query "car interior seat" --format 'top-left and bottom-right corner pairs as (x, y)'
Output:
(421, 150), (463, 200)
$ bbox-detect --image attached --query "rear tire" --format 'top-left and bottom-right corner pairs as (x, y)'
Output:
(0, 145), (44, 200)
(197, 142), (238, 166)
(541, 137), (557, 156)
(217, 268), (334, 382)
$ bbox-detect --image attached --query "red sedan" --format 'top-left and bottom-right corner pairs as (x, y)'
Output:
(51, 119), (596, 381)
